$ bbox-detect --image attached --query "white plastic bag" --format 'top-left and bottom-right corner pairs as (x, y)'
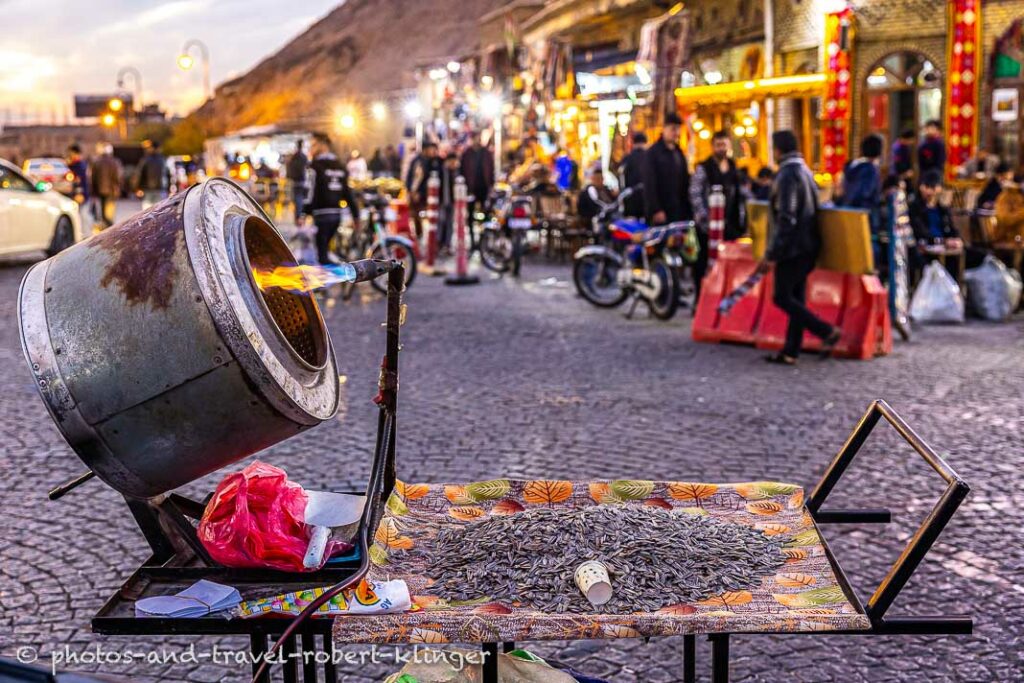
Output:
(909, 261), (965, 324)
(964, 256), (1022, 321)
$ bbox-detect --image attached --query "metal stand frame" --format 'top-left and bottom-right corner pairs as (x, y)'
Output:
(86, 284), (969, 683)
(474, 400), (971, 683)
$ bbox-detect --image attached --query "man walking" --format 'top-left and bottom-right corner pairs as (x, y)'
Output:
(642, 112), (692, 227)
(134, 140), (168, 210)
(305, 133), (360, 265)
(406, 141), (442, 237)
(760, 130), (840, 365)
(66, 144), (89, 207)
(90, 143), (123, 230)
(690, 130), (745, 297)
(460, 132), (494, 249)
(285, 140), (309, 225)
(618, 132), (647, 217)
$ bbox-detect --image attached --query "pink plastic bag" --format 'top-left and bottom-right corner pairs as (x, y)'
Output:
(198, 462), (318, 572)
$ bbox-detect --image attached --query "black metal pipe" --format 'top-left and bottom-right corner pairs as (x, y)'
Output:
(709, 634), (730, 683)
(869, 616), (973, 635)
(323, 635), (337, 683)
(482, 642), (499, 683)
(350, 258), (397, 284)
(250, 632), (269, 683)
(867, 483), (969, 620)
(282, 634), (298, 683)
(48, 471), (95, 500)
(683, 634), (696, 683)
(301, 632), (318, 682)
(814, 508), (892, 524)
(807, 402), (883, 513)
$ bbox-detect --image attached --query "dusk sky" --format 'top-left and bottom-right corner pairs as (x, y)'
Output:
(0, 0), (340, 123)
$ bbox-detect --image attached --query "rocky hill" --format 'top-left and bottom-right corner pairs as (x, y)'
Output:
(181, 0), (513, 145)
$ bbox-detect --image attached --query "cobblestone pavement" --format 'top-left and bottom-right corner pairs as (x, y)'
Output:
(1, 209), (1022, 681)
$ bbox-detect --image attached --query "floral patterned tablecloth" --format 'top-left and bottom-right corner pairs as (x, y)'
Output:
(331, 478), (871, 645)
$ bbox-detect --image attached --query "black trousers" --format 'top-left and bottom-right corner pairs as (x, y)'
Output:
(693, 228), (710, 300)
(773, 254), (835, 357)
(314, 215), (340, 265)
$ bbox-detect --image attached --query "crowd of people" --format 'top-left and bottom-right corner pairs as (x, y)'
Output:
(832, 119), (1024, 288)
(55, 139), (171, 231)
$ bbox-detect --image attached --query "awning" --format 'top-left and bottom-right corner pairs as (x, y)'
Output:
(674, 73), (826, 107)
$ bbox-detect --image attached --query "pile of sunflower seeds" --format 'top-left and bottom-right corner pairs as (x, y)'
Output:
(419, 505), (785, 614)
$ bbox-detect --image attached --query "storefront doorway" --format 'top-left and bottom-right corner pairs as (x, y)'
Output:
(990, 20), (1024, 171)
(863, 51), (943, 164)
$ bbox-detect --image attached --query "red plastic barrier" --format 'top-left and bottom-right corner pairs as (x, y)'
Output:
(692, 247), (892, 360)
(387, 198), (421, 259)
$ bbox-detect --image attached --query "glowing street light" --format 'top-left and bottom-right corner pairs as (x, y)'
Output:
(101, 113), (116, 127)
(446, 61), (461, 73)
(371, 101), (387, 121)
(107, 97), (124, 113)
(178, 38), (211, 99)
(339, 113), (356, 131)
(404, 100), (423, 119)
(478, 94), (503, 176)
(479, 94), (502, 118)
(116, 66), (143, 113)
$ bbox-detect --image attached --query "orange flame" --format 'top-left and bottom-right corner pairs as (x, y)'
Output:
(251, 263), (356, 293)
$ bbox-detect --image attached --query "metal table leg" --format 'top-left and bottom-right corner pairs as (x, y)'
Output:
(482, 642), (499, 683)
(683, 634), (696, 683)
(301, 632), (317, 682)
(282, 633), (298, 683)
(250, 632), (270, 683)
(323, 635), (338, 683)
(709, 634), (730, 683)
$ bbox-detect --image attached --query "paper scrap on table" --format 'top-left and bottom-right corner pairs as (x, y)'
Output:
(238, 579), (410, 618)
(136, 579), (241, 618)
(304, 490), (365, 527)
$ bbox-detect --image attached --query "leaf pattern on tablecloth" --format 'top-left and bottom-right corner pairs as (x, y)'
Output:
(332, 478), (871, 646)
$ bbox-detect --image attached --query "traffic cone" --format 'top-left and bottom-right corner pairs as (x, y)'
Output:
(708, 184), (725, 271)
(445, 176), (479, 286)
(423, 171), (445, 276)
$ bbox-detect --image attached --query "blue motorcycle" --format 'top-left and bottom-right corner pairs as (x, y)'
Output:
(572, 186), (694, 320)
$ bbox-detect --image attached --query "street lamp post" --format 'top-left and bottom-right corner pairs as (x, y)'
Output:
(116, 66), (143, 113)
(178, 39), (211, 100)
(480, 94), (502, 177)
(404, 100), (424, 153)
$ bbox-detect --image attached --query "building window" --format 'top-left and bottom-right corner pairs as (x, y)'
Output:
(863, 51), (942, 163)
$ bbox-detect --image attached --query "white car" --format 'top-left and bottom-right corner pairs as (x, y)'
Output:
(0, 158), (81, 257)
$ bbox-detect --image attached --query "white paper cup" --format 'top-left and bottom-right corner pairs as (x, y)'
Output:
(575, 561), (612, 606)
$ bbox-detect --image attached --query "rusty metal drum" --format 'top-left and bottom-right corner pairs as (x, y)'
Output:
(18, 178), (340, 499)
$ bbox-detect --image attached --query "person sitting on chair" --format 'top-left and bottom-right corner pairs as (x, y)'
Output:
(907, 170), (964, 281)
(577, 166), (615, 228)
(993, 173), (1024, 244)
(976, 162), (1012, 211)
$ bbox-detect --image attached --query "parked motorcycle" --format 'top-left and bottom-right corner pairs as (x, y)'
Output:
(572, 186), (692, 320)
(334, 190), (417, 296)
(479, 187), (533, 276)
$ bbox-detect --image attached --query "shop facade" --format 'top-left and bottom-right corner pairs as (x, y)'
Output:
(410, 0), (1024, 183)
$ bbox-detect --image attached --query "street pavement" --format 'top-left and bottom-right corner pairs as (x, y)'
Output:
(1, 201), (1022, 682)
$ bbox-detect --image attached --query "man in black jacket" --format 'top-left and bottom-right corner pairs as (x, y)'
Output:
(690, 130), (746, 299)
(760, 130), (840, 365)
(305, 132), (359, 265)
(643, 113), (692, 226)
(618, 132), (647, 217)
(460, 132), (494, 249)
(405, 141), (442, 237)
